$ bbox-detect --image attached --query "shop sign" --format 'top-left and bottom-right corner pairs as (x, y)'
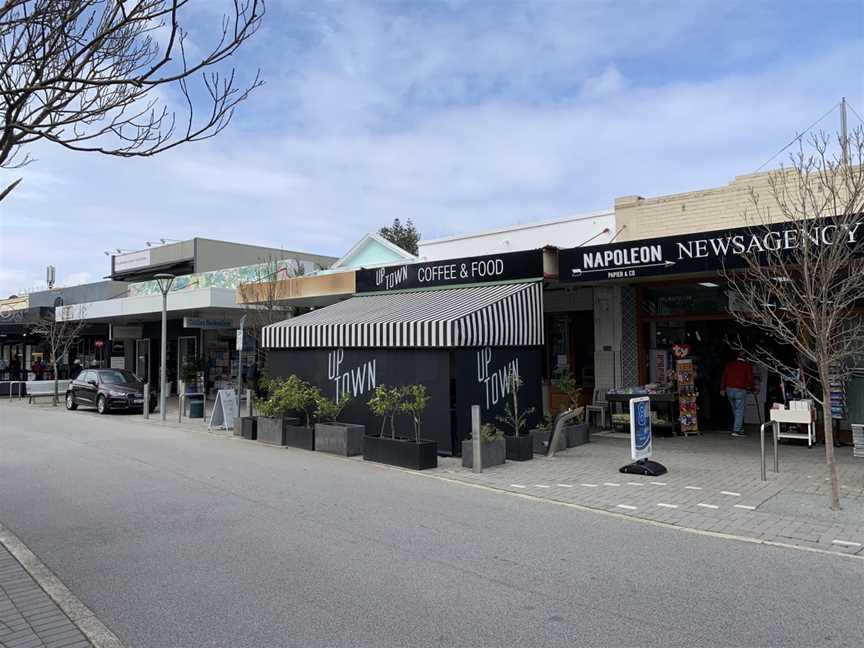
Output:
(113, 250), (151, 273)
(327, 349), (377, 401)
(182, 317), (237, 329)
(629, 396), (652, 461)
(355, 249), (544, 293)
(559, 217), (863, 282)
(112, 325), (143, 339)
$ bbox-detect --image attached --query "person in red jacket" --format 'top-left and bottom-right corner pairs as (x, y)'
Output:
(720, 355), (755, 437)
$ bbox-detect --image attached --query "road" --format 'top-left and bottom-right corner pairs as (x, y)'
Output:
(1, 403), (861, 648)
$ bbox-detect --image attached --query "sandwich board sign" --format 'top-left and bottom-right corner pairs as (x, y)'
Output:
(629, 396), (652, 460)
(208, 389), (237, 431)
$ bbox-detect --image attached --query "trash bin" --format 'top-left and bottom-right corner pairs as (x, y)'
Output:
(187, 394), (204, 419)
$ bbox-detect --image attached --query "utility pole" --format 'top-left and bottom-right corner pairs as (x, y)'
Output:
(841, 96), (849, 166)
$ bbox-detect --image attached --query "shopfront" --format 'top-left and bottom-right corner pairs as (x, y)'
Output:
(263, 250), (546, 454)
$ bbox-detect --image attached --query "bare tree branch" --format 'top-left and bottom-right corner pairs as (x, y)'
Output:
(28, 303), (88, 406)
(1, 0), (265, 201)
(722, 127), (864, 511)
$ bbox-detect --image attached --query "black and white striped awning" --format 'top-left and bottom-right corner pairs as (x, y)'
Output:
(262, 282), (543, 349)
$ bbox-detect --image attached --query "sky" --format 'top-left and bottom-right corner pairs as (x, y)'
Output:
(1, 0), (863, 296)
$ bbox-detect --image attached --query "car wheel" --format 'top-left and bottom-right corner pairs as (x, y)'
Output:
(65, 392), (78, 410)
(97, 395), (108, 414)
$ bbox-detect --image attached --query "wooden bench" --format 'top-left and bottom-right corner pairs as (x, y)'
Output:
(27, 381), (70, 404)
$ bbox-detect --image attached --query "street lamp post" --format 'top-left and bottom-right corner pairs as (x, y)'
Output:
(154, 273), (175, 421)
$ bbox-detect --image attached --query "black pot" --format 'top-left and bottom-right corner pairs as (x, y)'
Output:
(284, 423), (315, 451)
(240, 416), (257, 440)
(505, 434), (534, 461)
(363, 435), (437, 470)
(257, 416), (301, 446)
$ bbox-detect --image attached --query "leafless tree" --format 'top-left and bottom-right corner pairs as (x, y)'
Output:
(723, 127), (864, 510)
(1, 0), (264, 201)
(29, 303), (88, 406)
(238, 256), (309, 367)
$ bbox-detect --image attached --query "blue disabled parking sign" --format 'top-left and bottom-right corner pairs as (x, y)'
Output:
(630, 396), (652, 461)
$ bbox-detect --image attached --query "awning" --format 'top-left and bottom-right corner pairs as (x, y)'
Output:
(263, 282), (543, 349)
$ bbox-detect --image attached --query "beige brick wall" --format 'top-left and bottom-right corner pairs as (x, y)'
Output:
(615, 169), (790, 242)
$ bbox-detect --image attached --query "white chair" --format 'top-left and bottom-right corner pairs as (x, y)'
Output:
(586, 387), (608, 429)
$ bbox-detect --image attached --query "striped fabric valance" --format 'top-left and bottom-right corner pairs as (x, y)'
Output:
(262, 282), (543, 349)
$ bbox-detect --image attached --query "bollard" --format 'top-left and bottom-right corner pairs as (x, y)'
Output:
(143, 383), (150, 419)
(773, 421), (780, 474)
(246, 389), (253, 417)
(471, 404), (482, 473)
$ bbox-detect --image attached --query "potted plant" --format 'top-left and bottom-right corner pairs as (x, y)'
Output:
(181, 362), (198, 393)
(314, 394), (364, 456)
(552, 371), (590, 447)
(462, 423), (506, 469)
(364, 384), (437, 470)
(255, 376), (301, 446)
(530, 415), (567, 454)
(497, 371), (535, 461)
(281, 375), (320, 450)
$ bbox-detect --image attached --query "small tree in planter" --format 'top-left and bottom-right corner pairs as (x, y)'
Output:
(497, 371), (535, 461)
(314, 394), (364, 456)
(364, 384), (437, 470)
(550, 370), (588, 449)
(462, 423), (506, 469)
(256, 375), (319, 449)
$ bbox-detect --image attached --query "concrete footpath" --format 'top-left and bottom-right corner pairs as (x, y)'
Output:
(429, 430), (864, 557)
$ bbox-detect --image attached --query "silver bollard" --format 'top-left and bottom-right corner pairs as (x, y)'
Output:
(471, 404), (482, 473)
(246, 389), (253, 417)
(773, 421), (780, 474)
(759, 421), (780, 481)
(143, 383), (150, 419)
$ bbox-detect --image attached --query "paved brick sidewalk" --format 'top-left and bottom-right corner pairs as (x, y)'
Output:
(0, 546), (91, 648)
(429, 430), (864, 557)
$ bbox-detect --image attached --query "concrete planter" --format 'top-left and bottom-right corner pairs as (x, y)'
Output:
(257, 416), (300, 446)
(363, 435), (438, 470)
(285, 423), (315, 451)
(315, 422), (365, 456)
(565, 422), (590, 448)
(505, 434), (533, 461)
(461, 438), (506, 469)
(239, 416), (257, 440)
(531, 428), (567, 454)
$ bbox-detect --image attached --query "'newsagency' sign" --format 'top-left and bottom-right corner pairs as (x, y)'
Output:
(560, 218), (863, 282)
(355, 249), (544, 293)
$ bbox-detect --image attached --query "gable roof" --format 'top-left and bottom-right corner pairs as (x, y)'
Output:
(330, 233), (416, 269)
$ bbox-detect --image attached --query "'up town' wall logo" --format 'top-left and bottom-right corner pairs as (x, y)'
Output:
(327, 349), (377, 400)
(476, 347), (520, 409)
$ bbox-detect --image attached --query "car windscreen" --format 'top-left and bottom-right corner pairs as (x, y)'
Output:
(99, 370), (139, 384)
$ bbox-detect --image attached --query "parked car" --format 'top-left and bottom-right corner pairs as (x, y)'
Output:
(65, 369), (155, 414)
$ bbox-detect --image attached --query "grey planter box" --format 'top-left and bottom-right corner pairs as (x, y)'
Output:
(315, 422), (365, 456)
(565, 422), (590, 448)
(461, 438), (506, 469)
(531, 428), (567, 454)
(284, 423), (315, 451)
(257, 416), (300, 446)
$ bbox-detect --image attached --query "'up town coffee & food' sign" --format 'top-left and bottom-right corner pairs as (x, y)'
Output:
(559, 217), (863, 283)
(355, 249), (544, 293)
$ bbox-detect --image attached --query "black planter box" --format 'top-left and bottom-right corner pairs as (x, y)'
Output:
(257, 416), (300, 446)
(240, 416), (257, 440)
(363, 435), (438, 470)
(565, 422), (590, 447)
(315, 422), (365, 456)
(461, 438), (506, 469)
(285, 423), (315, 451)
(505, 434), (533, 461)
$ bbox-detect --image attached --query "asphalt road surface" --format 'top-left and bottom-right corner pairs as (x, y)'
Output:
(1, 403), (862, 648)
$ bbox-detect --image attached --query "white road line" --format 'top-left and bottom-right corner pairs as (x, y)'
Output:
(535, 484), (550, 489)
(603, 482), (621, 487)
(510, 484), (526, 489)
(616, 504), (637, 510)
(832, 539), (863, 548)
(580, 483), (598, 488)
(734, 504), (756, 510)
(556, 484), (573, 488)
(697, 503), (719, 509)
(721, 491), (742, 497)
(657, 503), (678, 509)
(684, 486), (703, 490)
(626, 482), (644, 487)
(650, 481), (667, 486)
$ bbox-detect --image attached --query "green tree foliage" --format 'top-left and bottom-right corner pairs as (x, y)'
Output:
(379, 218), (420, 255)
